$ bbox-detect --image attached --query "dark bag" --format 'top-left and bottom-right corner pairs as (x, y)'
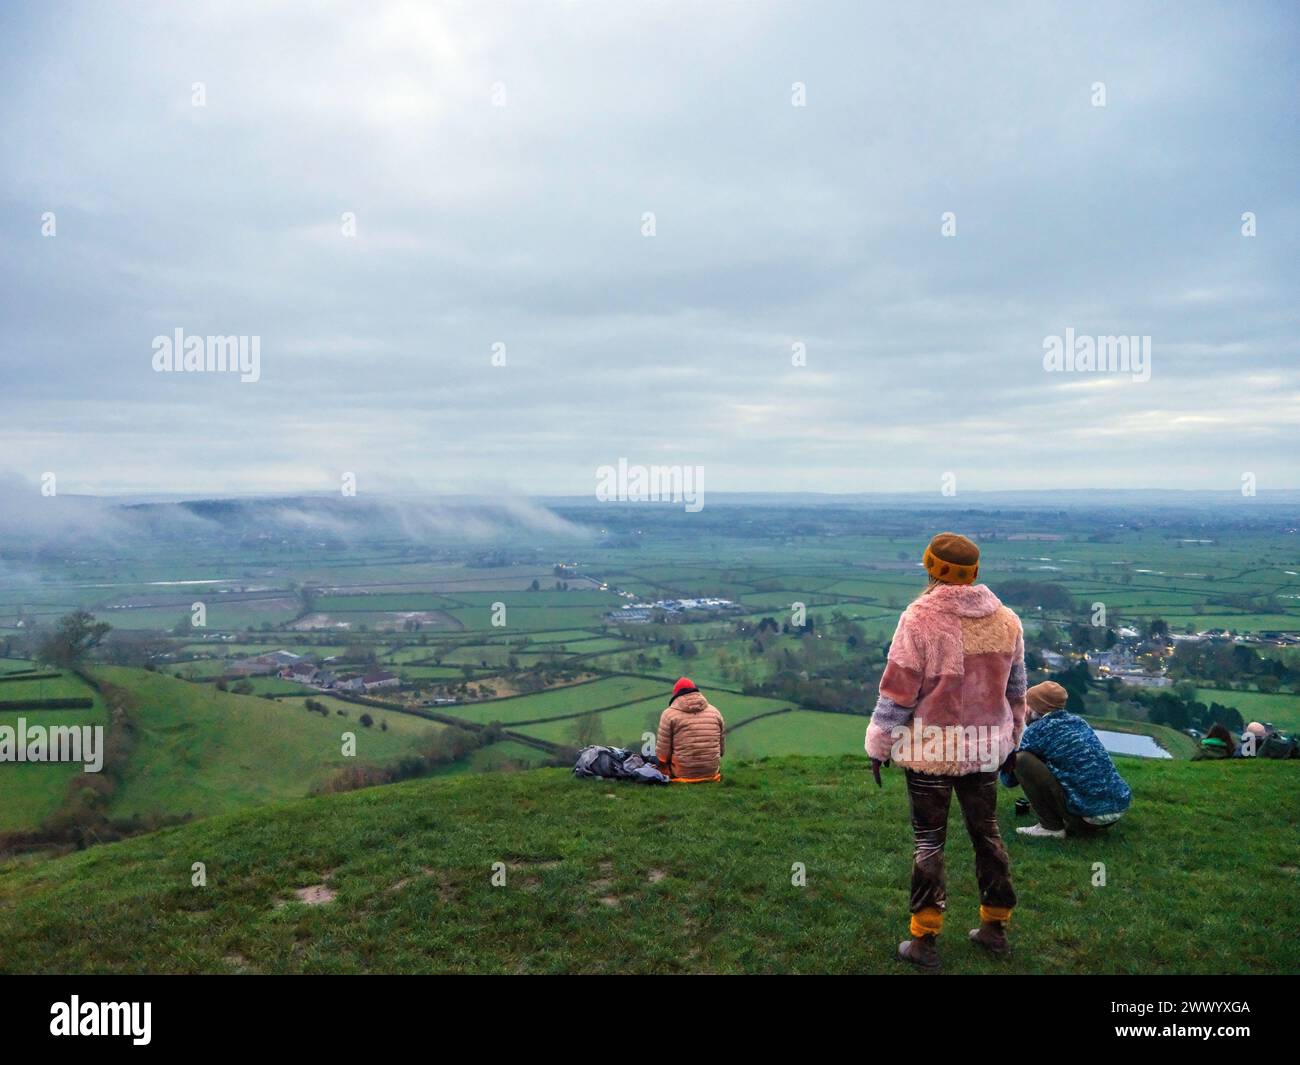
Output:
(1258, 734), (1299, 760)
(573, 745), (669, 784)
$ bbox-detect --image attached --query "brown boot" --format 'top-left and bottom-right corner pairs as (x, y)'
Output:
(968, 921), (1009, 956)
(897, 934), (941, 970)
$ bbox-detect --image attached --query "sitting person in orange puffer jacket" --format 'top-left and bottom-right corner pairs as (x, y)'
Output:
(656, 677), (726, 783)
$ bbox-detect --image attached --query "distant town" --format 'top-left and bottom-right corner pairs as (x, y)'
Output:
(605, 597), (741, 624)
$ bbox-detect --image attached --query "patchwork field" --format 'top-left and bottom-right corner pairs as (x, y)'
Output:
(2, 501), (1297, 850)
(0, 669), (106, 832)
(446, 675), (668, 726)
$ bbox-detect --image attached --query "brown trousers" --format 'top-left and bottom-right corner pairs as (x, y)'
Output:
(904, 770), (1016, 924)
(1015, 751), (1108, 835)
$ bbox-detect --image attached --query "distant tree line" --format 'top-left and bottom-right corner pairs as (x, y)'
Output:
(1166, 640), (1299, 694)
(310, 726), (488, 795)
(1048, 661), (1247, 734)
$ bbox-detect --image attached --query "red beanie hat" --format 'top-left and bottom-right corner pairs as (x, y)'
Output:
(672, 677), (698, 698)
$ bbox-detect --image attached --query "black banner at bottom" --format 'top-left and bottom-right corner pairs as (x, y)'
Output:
(0, 973), (1291, 1050)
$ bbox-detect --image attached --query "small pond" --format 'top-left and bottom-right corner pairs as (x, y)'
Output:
(1093, 728), (1172, 759)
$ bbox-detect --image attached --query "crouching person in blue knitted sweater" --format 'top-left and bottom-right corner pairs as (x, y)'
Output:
(1001, 681), (1132, 839)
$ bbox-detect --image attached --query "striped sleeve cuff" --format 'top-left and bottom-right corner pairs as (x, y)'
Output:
(870, 694), (914, 732)
(1006, 658), (1027, 702)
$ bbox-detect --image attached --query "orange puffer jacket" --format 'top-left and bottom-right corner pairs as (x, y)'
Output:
(656, 691), (726, 782)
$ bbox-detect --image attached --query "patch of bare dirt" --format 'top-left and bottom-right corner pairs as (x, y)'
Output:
(590, 860), (621, 904)
(293, 884), (336, 905)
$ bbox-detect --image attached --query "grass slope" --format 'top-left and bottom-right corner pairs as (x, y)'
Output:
(98, 667), (445, 822)
(0, 756), (1294, 974)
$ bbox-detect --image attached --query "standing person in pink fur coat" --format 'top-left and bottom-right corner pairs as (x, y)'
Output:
(865, 532), (1028, 970)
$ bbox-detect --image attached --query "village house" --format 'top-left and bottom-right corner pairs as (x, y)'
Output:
(229, 648), (305, 678)
(1085, 647), (1138, 672)
(279, 660), (318, 683)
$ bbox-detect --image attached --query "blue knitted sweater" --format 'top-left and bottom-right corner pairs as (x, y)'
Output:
(1004, 710), (1132, 819)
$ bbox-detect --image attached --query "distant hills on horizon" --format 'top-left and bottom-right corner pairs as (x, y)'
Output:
(43, 487), (1300, 508)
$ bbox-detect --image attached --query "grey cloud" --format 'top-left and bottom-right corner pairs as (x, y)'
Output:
(1, 0), (1297, 496)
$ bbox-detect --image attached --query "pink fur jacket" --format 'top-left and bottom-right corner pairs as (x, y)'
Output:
(865, 584), (1027, 776)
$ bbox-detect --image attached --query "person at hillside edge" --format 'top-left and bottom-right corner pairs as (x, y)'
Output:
(1243, 720), (1300, 759)
(656, 677), (726, 782)
(1002, 681), (1131, 839)
(865, 532), (1027, 971)
(1193, 722), (1239, 760)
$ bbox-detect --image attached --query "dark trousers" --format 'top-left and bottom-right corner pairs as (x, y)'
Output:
(1016, 751), (1108, 836)
(904, 770), (1016, 929)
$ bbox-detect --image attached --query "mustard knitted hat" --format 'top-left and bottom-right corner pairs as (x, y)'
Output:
(923, 532), (980, 585)
(1027, 681), (1069, 713)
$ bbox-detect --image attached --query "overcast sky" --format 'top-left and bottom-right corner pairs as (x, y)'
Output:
(1, 0), (1296, 499)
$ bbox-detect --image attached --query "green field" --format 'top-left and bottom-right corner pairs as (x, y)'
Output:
(724, 710), (867, 759)
(1195, 688), (1300, 733)
(0, 671), (107, 832)
(0, 755), (1293, 974)
(446, 676), (670, 726)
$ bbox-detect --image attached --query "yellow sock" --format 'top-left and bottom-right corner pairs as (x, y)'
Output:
(910, 906), (944, 937)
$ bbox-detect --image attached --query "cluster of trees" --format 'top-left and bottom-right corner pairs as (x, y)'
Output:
(752, 661), (881, 714)
(1048, 662), (1248, 734)
(1165, 640), (1299, 693)
(750, 615), (885, 712)
(1207, 592), (1287, 615)
(1135, 688), (1246, 734)
(991, 580), (1078, 613)
(34, 610), (111, 668)
(1030, 619), (1121, 656)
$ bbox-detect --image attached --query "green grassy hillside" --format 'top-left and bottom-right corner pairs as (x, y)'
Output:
(1, 755), (1294, 974)
(96, 667), (447, 822)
